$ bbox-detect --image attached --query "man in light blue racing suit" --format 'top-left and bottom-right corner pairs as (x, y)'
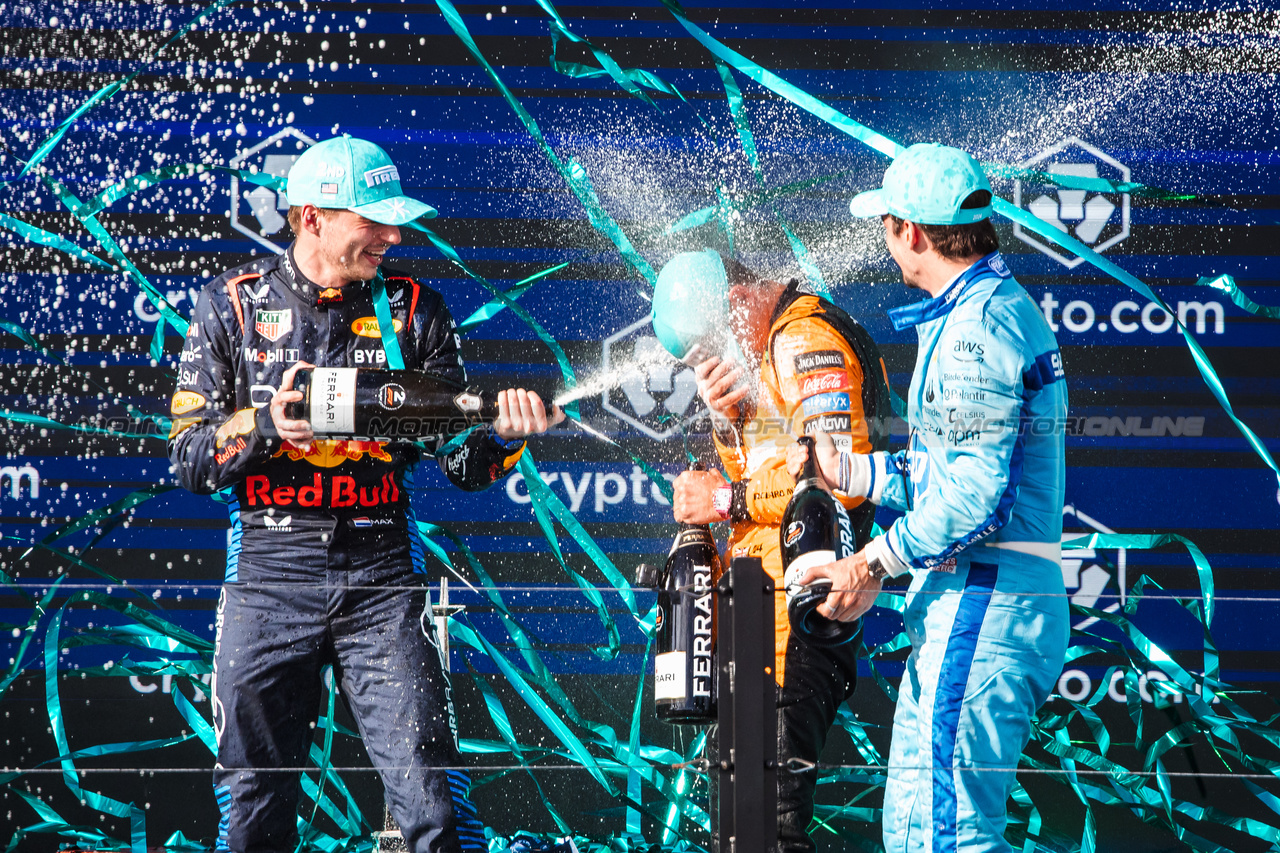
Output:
(793, 143), (1070, 853)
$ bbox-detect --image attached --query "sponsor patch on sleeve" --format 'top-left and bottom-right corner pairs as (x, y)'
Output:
(214, 408), (258, 448)
(170, 391), (207, 415)
(793, 350), (845, 375)
(168, 416), (200, 440)
(802, 412), (852, 435)
(798, 368), (849, 397)
(801, 391), (851, 417)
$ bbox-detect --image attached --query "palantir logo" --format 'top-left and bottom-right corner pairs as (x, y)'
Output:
(601, 316), (703, 440)
(1014, 137), (1130, 269)
(229, 127), (317, 253)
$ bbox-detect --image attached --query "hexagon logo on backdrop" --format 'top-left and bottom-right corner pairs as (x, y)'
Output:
(601, 316), (704, 440)
(1062, 503), (1127, 630)
(1013, 137), (1130, 269)
(229, 127), (317, 253)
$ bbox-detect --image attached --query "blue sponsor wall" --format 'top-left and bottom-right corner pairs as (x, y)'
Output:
(2, 1), (1278, 850)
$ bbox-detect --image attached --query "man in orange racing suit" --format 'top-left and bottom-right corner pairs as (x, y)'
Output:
(655, 250), (891, 853)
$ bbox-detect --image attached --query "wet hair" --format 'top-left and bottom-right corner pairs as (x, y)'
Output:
(720, 254), (761, 287)
(887, 190), (999, 261)
(286, 205), (341, 236)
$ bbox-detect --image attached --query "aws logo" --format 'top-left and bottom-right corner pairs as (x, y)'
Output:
(351, 317), (404, 338)
(272, 439), (392, 468)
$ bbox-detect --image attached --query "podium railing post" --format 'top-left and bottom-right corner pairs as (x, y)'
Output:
(717, 556), (778, 853)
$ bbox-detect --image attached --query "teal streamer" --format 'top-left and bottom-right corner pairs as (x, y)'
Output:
(411, 221), (582, 420)
(534, 0), (686, 107)
(519, 452), (639, 618)
(715, 60), (828, 294)
(44, 606), (148, 852)
(462, 655), (575, 835)
(0, 213), (113, 269)
(0, 409), (165, 441)
(434, 0), (658, 291)
(0, 318), (67, 363)
(1064, 532), (1215, 626)
(450, 617), (618, 795)
(663, 0), (1280, 503)
(998, 196), (1280, 500)
(10, 0), (239, 182)
(371, 273), (406, 370)
(1196, 273), (1280, 319)
(40, 175), (192, 337)
(457, 262), (571, 334)
(517, 455), (623, 659)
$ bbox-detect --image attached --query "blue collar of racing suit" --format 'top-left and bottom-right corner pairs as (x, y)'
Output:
(887, 251), (1012, 332)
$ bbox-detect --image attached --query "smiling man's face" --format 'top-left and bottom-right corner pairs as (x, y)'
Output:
(314, 209), (402, 284)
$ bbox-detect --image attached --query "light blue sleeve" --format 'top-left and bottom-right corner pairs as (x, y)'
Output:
(886, 317), (1027, 570)
(869, 450), (911, 512)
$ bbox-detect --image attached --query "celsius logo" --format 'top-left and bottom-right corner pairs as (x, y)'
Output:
(601, 316), (703, 441)
(1014, 137), (1130, 269)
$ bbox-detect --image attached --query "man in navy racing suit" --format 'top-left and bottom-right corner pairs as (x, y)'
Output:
(793, 143), (1070, 853)
(168, 136), (561, 853)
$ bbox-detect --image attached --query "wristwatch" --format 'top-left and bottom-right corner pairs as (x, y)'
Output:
(712, 484), (733, 521)
(865, 552), (889, 581)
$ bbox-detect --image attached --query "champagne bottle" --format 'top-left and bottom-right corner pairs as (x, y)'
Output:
(779, 436), (860, 647)
(286, 367), (550, 440)
(652, 462), (720, 724)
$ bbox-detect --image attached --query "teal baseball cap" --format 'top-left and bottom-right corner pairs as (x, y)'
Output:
(285, 135), (437, 226)
(849, 143), (992, 225)
(652, 249), (731, 362)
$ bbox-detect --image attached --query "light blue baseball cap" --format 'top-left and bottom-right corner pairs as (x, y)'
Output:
(652, 249), (731, 361)
(849, 143), (992, 225)
(285, 135), (437, 226)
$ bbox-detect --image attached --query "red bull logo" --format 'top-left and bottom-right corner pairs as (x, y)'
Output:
(272, 438), (393, 468)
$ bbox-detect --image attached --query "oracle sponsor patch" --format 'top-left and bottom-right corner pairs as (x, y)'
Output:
(793, 350), (845, 375)
(798, 369), (849, 397)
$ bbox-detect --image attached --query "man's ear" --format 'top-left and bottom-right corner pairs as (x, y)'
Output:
(905, 220), (929, 254)
(300, 205), (323, 237)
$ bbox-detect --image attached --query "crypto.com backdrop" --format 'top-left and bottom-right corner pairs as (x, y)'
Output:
(2, 1), (1278, 851)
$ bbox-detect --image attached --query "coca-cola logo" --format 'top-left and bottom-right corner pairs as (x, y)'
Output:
(783, 520), (805, 547)
(379, 383), (406, 411)
(799, 369), (848, 397)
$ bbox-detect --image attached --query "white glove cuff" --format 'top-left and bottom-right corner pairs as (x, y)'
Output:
(865, 534), (911, 579)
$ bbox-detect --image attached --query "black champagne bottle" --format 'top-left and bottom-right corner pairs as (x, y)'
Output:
(653, 463), (720, 724)
(287, 367), (548, 440)
(779, 436), (860, 647)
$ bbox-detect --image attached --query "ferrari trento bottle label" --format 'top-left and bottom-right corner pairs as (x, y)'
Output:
(654, 651), (687, 701)
(310, 368), (358, 434)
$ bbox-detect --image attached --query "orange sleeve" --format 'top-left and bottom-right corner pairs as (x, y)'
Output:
(754, 314), (874, 517)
